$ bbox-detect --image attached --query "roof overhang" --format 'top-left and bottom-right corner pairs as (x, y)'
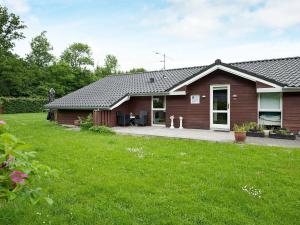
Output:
(168, 64), (282, 92)
(109, 91), (186, 110)
(257, 87), (300, 93)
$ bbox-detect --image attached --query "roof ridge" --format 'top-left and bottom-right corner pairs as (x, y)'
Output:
(230, 56), (300, 65)
(104, 56), (300, 78)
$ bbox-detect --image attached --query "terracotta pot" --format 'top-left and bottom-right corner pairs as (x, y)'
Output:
(234, 131), (247, 142)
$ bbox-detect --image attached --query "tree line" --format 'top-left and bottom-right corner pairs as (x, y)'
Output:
(0, 5), (146, 98)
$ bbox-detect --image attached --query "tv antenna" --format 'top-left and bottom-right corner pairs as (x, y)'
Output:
(154, 51), (168, 70)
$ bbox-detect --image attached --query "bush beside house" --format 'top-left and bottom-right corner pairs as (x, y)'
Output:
(0, 97), (48, 114)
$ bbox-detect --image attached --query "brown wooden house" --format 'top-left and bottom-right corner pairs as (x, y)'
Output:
(45, 57), (300, 133)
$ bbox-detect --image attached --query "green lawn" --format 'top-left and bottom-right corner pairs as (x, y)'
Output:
(0, 113), (299, 225)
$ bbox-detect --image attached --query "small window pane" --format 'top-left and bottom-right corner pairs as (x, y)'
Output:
(213, 113), (227, 124)
(260, 93), (280, 110)
(153, 96), (165, 109)
(153, 111), (166, 124)
(213, 89), (227, 110)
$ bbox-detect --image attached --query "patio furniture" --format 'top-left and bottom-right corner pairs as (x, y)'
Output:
(135, 111), (148, 126)
(129, 114), (136, 126)
(116, 111), (130, 126)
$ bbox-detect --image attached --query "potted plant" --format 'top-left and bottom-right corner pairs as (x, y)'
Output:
(233, 124), (247, 143)
(245, 122), (265, 137)
(269, 128), (296, 140)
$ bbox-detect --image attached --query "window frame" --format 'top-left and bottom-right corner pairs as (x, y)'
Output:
(258, 93), (283, 127)
(152, 96), (166, 110)
(258, 93), (282, 112)
(151, 96), (166, 126)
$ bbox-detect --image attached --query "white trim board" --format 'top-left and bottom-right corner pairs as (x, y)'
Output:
(169, 64), (281, 92)
(151, 96), (167, 127)
(110, 96), (130, 110)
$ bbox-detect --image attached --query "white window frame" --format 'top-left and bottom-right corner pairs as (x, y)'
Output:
(210, 84), (230, 130)
(258, 93), (283, 127)
(151, 96), (166, 126)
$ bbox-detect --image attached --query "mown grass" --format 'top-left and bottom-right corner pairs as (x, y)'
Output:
(0, 113), (299, 225)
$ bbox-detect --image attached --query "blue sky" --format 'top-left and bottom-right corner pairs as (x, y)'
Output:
(1, 0), (300, 70)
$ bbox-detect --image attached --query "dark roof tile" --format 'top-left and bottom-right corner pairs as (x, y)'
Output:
(46, 57), (300, 109)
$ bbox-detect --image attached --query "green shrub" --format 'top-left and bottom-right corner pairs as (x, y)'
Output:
(233, 124), (247, 132)
(0, 120), (58, 204)
(89, 126), (115, 135)
(79, 114), (93, 130)
(0, 97), (48, 114)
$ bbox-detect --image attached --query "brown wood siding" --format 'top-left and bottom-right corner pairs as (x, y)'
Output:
(56, 109), (92, 125)
(93, 110), (112, 126)
(256, 81), (272, 88)
(94, 96), (152, 127)
(283, 92), (300, 133)
(166, 70), (258, 129)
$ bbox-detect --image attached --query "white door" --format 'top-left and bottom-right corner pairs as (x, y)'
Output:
(210, 85), (230, 130)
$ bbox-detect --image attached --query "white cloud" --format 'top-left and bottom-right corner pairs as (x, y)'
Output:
(146, 0), (300, 40)
(253, 0), (300, 29)
(8, 0), (300, 71)
(0, 0), (30, 13)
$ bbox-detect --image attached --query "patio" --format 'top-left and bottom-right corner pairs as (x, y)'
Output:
(113, 126), (300, 148)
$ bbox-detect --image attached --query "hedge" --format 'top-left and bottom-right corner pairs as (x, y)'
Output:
(0, 97), (48, 114)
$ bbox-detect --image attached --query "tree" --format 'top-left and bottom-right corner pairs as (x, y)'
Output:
(127, 68), (146, 74)
(94, 54), (120, 78)
(0, 5), (26, 52)
(60, 43), (94, 69)
(104, 54), (118, 74)
(26, 31), (54, 67)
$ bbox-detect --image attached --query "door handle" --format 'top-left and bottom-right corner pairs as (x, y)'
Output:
(227, 103), (230, 109)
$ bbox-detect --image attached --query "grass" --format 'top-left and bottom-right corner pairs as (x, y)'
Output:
(0, 113), (299, 225)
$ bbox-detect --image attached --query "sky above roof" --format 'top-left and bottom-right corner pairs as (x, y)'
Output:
(1, 0), (300, 71)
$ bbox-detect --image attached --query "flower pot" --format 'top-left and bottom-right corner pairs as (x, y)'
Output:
(269, 132), (296, 140)
(234, 131), (247, 142)
(246, 131), (265, 137)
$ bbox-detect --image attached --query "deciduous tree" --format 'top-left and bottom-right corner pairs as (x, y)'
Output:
(26, 31), (54, 67)
(60, 43), (94, 69)
(0, 5), (26, 53)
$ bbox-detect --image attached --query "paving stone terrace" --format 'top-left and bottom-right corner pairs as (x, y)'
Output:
(113, 126), (300, 148)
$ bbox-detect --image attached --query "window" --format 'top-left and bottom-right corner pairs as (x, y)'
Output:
(259, 93), (281, 111)
(259, 93), (282, 127)
(153, 96), (165, 109)
(152, 96), (166, 125)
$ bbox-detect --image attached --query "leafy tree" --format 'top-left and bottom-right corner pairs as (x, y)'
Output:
(127, 68), (146, 74)
(94, 65), (111, 78)
(94, 54), (120, 78)
(0, 5), (26, 52)
(104, 54), (118, 74)
(26, 31), (54, 67)
(60, 43), (94, 69)
(0, 53), (30, 96)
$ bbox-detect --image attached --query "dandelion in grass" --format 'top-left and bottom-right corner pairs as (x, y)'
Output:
(242, 185), (262, 198)
(126, 147), (143, 153)
(126, 147), (150, 159)
(137, 153), (144, 158)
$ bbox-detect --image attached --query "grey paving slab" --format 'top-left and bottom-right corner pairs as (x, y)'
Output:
(113, 126), (300, 148)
